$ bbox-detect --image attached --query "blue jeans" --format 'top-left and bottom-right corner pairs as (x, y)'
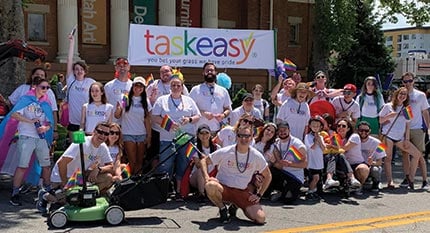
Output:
(157, 141), (191, 180)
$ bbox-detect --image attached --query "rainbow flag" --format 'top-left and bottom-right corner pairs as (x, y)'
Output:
(283, 58), (297, 71)
(331, 133), (342, 147)
(145, 73), (154, 86)
(121, 164), (131, 179)
(287, 146), (304, 162)
(121, 93), (129, 108)
(160, 114), (174, 131)
(375, 143), (387, 154)
(64, 169), (83, 190)
(402, 105), (413, 120)
(254, 126), (263, 137)
(185, 143), (198, 158)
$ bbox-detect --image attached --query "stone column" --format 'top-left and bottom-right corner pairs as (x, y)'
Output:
(109, 0), (129, 62)
(202, 0), (218, 28)
(56, 0), (80, 63)
(158, 0), (176, 26)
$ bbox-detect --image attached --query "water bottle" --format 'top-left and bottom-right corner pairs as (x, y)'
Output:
(34, 121), (45, 139)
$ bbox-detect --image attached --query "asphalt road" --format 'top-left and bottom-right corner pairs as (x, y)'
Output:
(1, 159), (430, 233)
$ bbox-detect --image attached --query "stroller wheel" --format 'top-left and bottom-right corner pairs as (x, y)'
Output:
(105, 205), (124, 225)
(49, 210), (68, 228)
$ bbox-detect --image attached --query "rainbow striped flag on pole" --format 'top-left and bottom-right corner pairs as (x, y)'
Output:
(185, 143), (198, 158)
(121, 164), (132, 179)
(145, 73), (154, 86)
(375, 143), (387, 154)
(331, 133), (342, 147)
(402, 105), (413, 120)
(64, 169), (83, 190)
(283, 58), (297, 71)
(287, 146), (304, 162)
(161, 114), (174, 131)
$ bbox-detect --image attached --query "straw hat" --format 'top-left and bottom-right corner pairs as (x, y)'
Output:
(289, 82), (316, 99)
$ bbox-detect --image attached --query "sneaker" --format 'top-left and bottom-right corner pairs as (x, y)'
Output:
(323, 179), (340, 189)
(174, 193), (184, 202)
(400, 178), (409, 188)
(219, 207), (230, 223)
(409, 181), (414, 190)
(36, 190), (48, 214)
(305, 192), (320, 200)
(270, 191), (282, 202)
(422, 181), (430, 190)
(350, 178), (361, 189)
(228, 204), (238, 219)
(354, 187), (363, 196)
(10, 195), (22, 206)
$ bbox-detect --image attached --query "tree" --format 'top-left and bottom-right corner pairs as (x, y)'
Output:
(330, 0), (395, 89)
(378, 0), (430, 26)
(0, 1), (25, 97)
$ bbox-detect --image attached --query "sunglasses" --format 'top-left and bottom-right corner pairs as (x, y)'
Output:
(315, 76), (325, 79)
(337, 124), (348, 128)
(402, 79), (414, 83)
(358, 129), (370, 133)
(38, 85), (50, 90)
(343, 90), (353, 95)
(110, 131), (120, 135)
(237, 134), (252, 139)
(95, 129), (110, 136)
(242, 119), (254, 124)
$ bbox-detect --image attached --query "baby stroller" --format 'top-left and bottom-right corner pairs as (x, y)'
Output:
(322, 153), (359, 198)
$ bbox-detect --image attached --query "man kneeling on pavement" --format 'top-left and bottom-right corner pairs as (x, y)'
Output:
(37, 122), (114, 214)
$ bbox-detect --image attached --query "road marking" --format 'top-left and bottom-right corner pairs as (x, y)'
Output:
(267, 211), (430, 233)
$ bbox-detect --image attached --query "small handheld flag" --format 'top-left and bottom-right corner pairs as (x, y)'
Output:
(283, 58), (297, 71)
(161, 115), (174, 131)
(185, 143), (198, 158)
(64, 169), (83, 190)
(121, 164), (131, 179)
(145, 73), (154, 86)
(121, 93), (129, 108)
(254, 126), (263, 137)
(287, 146), (304, 162)
(331, 133), (342, 147)
(402, 105), (413, 120)
(375, 143), (387, 154)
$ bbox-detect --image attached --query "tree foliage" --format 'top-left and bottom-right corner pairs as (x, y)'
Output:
(330, 0), (395, 89)
(378, 0), (430, 26)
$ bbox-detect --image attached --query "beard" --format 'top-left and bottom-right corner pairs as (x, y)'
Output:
(204, 74), (216, 83)
(278, 133), (289, 140)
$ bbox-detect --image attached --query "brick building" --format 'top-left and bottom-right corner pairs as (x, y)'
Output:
(24, 0), (314, 93)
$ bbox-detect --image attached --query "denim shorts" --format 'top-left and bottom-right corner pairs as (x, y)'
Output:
(17, 135), (51, 168)
(123, 134), (147, 143)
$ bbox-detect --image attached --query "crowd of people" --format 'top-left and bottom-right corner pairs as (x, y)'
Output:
(0, 33), (430, 225)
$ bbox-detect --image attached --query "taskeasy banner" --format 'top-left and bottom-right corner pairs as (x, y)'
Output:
(128, 24), (275, 69)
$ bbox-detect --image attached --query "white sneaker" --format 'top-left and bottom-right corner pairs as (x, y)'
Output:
(324, 179), (340, 189)
(350, 178), (362, 188)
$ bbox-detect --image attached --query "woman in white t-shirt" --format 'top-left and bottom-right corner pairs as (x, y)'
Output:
(65, 34), (95, 138)
(80, 82), (113, 135)
(254, 122), (278, 166)
(379, 87), (421, 189)
(357, 76), (385, 135)
(106, 123), (126, 181)
(114, 77), (151, 175)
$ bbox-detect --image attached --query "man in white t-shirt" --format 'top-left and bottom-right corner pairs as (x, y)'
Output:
(331, 84), (360, 126)
(399, 72), (429, 190)
(201, 126), (271, 224)
(229, 93), (262, 126)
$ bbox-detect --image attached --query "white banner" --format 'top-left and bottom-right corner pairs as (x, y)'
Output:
(128, 24), (275, 69)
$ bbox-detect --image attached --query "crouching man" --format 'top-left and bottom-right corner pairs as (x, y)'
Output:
(200, 126), (272, 224)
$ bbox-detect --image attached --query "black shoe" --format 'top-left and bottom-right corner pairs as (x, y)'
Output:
(409, 181), (414, 190)
(228, 204), (238, 218)
(10, 195), (22, 206)
(400, 178), (409, 188)
(219, 207), (230, 223)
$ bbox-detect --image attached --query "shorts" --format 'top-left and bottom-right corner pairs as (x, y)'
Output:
(67, 123), (80, 132)
(351, 162), (369, 171)
(221, 184), (256, 210)
(307, 168), (323, 180)
(410, 129), (425, 153)
(123, 134), (147, 143)
(387, 136), (401, 143)
(17, 135), (50, 168)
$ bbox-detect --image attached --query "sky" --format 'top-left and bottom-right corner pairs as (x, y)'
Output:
(382, 14), (410, 30)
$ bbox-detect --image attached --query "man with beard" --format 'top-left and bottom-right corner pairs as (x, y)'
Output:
(189, 62), (232, 134)
(104, 57), (133, 123)
(147, 65), (189, 105)
(269, 121), (307, 204)
(201, 126), (271, 224)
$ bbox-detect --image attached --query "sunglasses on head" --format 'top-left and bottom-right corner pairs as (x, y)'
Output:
(242, 119), (254, 124)
(95, 129), (110, 136)
(110, 131), (120, 135)
(337, 124), (348, 128)
(38, 85), (50, 90)
(237, 134), (252, 139)
(358, 128), (370, 133)
(402, 79), (414, 83)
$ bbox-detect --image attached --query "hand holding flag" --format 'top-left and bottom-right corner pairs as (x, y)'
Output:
(161, 114), (175, 131)
(63, 169), (83, 190)
(283, 58), (297, 71)
(287, 146), (305, 162)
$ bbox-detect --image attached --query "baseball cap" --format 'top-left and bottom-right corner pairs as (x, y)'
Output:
(133, 76), (146, 86)
(197, 124), (211, 134)
(242, 93), (254, 101)
(343, 84), (357, 93)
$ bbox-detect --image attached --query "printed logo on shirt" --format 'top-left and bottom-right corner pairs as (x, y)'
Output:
(87, 153), (100, 162)
(227, 159), (251, 170)
(114, 89), (129, 95)
(88, 110), (107, 117)
(290, 107), (306, 115)
(74, 86), (86, 92)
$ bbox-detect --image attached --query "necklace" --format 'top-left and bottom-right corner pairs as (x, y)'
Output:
(235, 145), (250, 173)
(278, 137), (291, 159)
(170, 95), (183, 110)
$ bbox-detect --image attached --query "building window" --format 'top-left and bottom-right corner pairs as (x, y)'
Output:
(403, 34), (409, 40)
(411, 34), (416, 39)
(386, 36), (393, 42)
(289, 24), (300, 44)
(397, 44), (402, 51)
(396, 53), (401, 57)
(403, 43), (409, 49)
(28, 13), (46, 41)
(397, 35), (402, 42)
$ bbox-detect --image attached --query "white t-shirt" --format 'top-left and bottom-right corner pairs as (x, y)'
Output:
(359, 93), (384, 118)
(408, 89), (429, 129)
(253, 141), (277, 164)
(361, 136), (386, 163)
(152, 94), (201, 141)
(209, 144), (267, 190)
(104, 78), (133, 106)
(253, 99), (269, 119)
(189, 83), (232, 132)
(379, 103), (410, 141)
(9, 84), (58, 111)
(229, 106), (262, 126)
(308, 88), (336, 104)
(50, 136), (112, 182)
(190, 145), (219, 175)
(120, 96), (151, 136)
(16, 102), (48, 138)
(108, 145), (120, 162)
(275, 136), (307, 183)
(67, 74), (96, 125)
(83, 103), (114, 134)
(343, 133), (363, 165)
(331, 96), (360, 123)
(276, 98), (310, 140)
(217, 126), (237, 147)
(304, 133), (324, 170)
